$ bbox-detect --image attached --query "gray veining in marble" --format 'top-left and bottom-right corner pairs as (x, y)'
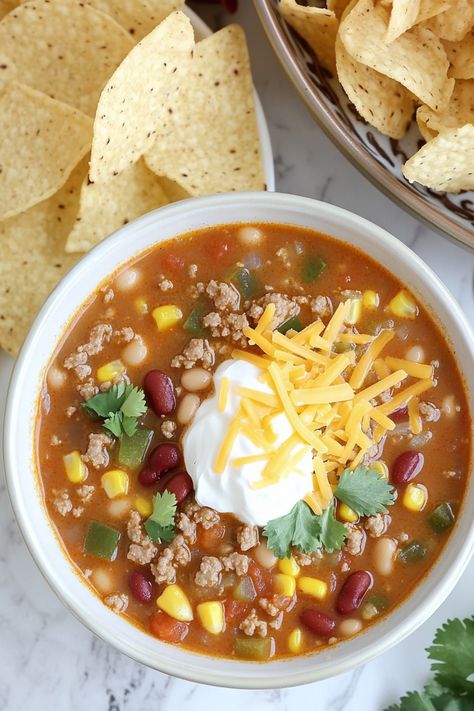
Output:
(0, 3), (473, 710)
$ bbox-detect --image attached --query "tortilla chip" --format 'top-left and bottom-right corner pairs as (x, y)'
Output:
(0, 81), (92, 221)
(385, 0), (420, 43)
(0, 0), (17, 19)
(340, 0), (454, 111)
(0, 165), (84, 355)
(65, 159), (169, 253)
(327, 0), (352, 19)
(144, 24), (264, 196)
(444, 31), (474, 79)
(402, 123), (474, 193)
(84, 0), (183, 40)
(416, 0), (453, 23)
(0, 0), (134, 116)
(158, 176), (190, 202)
(416, 79), (474, 141)
(335, 33), (414, 138)
(89, 11), (194, 183)
(279, 0), (338, 73)
(424, 0), (474, 42)
(0, 53), (16, 89)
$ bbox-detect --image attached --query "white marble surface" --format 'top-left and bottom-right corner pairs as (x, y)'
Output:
(1, 3), (473, 710)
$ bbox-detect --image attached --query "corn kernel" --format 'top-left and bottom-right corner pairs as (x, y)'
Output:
(157, 584), (193, 621)
(101, 469), (129, 499)
(196, 601), (224, 635)
(403, 483), (427, 512)
(288, 628), (303, 653)
(134, 297), (148, 314)
(63, 451), (87, 483)
(152, 304), (183, 331)
(297, 576), (328, 600)
(371, 460), (389, 480)
(346, 298), (362, 325)
(273, 573), (296, 597)
(362, 290), (379, 310)
(134, 496), (153, 518)
(97, 359), (125, 383)
(278, 557), (300, 577)
(339, 502), (358, 523)
(388, 290), (418, 319)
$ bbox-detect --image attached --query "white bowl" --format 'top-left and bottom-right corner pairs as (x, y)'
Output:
(4, 192), (474, 688)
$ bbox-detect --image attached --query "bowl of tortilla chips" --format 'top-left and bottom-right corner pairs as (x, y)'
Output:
(0, 1), (274, 358)
(254, 0), (474, 248)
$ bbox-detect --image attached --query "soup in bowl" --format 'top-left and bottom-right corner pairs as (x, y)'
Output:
(4, 192), (474, 687)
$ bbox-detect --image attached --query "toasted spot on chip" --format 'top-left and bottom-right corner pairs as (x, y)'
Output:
(424, 0), (474, 42)
(0, 165), (84, 355)
(385, 0), (420, 44)
(84, 0), (183, 40)
(0, 52), (16, 89)
(0, 0), (17, 20)
(0, 81), (92, 221)
(327, 0), (352, 19)
(0, 0), (134, 116)
(444, 30), (474, 79)
(279, 0), (338, 73)
(89, 10), (194, 182)
(144, 24), (264, 196)
(335, 32), (414, 139)
(402, 123), (474, 192)
(416, 79), (474, 141)
(65, 158), (169, 253)
(340, 0), (454, 111)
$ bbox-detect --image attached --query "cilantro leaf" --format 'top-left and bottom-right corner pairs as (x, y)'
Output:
(82, 383), (147, 439)
(427, 617), (474, 693)
(335, 466), (395, 516)
(144, 491), (177, 544)
(263, 500), (346, 559)
(384, 691), (437, 711)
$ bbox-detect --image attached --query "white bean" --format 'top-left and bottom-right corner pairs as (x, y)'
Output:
(405, 345), (425, 363)
(107, 497), (131, 519)
(373, 537), (397, 576)
(238, 226), (265, 246)
(254, 542), (277, 569)
(177, 393), (200, 425)
(339, 618), (363, 637)
(47, 364), (67, 389)
(91, 568), (114, 594)
(181, 368), (212, 392)
(115, 267), (140, 291)
(122, 336), (148, 367)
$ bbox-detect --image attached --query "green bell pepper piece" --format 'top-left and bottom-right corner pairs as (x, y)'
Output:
(119, 427), (153, 468)
(229, 267), (262, 299)
(233, 636), (274, 661)
(398, 540), (427, 564)
(428, 502), (455, 532)
(278, 316), (303, 335)
(84, 521), (120, 560)
(302, 255), (327, 283)
(183, 301), (210, 337)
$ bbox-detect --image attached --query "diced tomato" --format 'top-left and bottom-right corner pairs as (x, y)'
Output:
(161, 253), (185, 273)
(224, 599), (249, 627)
(248, 561), (272, 596)
(196, 522), (225, 551)
(149, 611), (189, 643)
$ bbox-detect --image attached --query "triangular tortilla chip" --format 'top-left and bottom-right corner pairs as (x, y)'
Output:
(279, 0), (338, 73)
(85, 0), (183, 40)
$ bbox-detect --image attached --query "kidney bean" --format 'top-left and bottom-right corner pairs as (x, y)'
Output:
(300, 609), (336, 637)
(138, 466), (159, 487)
(149, 442), (181, 474)
(390, 405), (409, 423)
(391, 451), (424, 485)
(143, 370), (175, 416)
(158, 471), (193, 502)
(336, 570), (373, 615)
(128, 570), (154, 603)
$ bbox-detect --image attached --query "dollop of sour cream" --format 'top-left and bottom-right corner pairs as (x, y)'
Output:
(183, 359), (313, 526)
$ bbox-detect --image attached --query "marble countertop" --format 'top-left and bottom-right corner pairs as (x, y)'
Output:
(1, 3), (473, 710)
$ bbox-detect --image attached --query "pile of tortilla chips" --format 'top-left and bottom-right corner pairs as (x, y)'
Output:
(280, 0), (474, 194)
(0, 1), (264, 356)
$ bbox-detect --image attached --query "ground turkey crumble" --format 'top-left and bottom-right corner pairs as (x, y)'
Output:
(240, 609), (267, 638)
(247, 292), (299, 329)
(52, 489), (73, 517)
(171, 338), (215, 369)
(364, 513), (390, 538)
(151, 535), (191, 585)
(104, 593), (128, 614)
(419, 401), (441, 422)
(206, 280), (240, 311)
(126, 510), (158, 565)
(221, 552), (250, 576)
(202, 311), (249, 348)
(81, 432), (111, 469)
(161, 420), (177, 439)
(237, 525), (259, 551)
(194, 556), (223, 587)
(343, 523), (366, 556)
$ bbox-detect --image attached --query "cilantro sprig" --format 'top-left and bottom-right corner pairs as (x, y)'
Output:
(263, 500), (346, 559)
(385, 617), (474, 710)
(144, 491), (177, 544)
(82, 382), (147, 438)
(335, 466), (395, 516)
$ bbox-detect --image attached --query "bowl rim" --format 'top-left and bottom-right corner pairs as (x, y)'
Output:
(3, 191), (474, 688)
(252, 0), (474, 251)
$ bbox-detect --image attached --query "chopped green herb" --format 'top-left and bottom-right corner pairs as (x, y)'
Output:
(302, 254), (327, 283)
(183, 301), (210, 337)
(334, 466), (395, 516)
(82, 382), (147, 438)
(398, 540), (427, 564)
(278, 316), (303, 335)
(84, 520), (120, 560)
(263, 500), (346, 559)
(428, 502), (455, 532)
(368, 594), (387, 610)
(118, 427), (153, 469)
(144, 490), (177, 543)
(229, 266), (262, 299)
